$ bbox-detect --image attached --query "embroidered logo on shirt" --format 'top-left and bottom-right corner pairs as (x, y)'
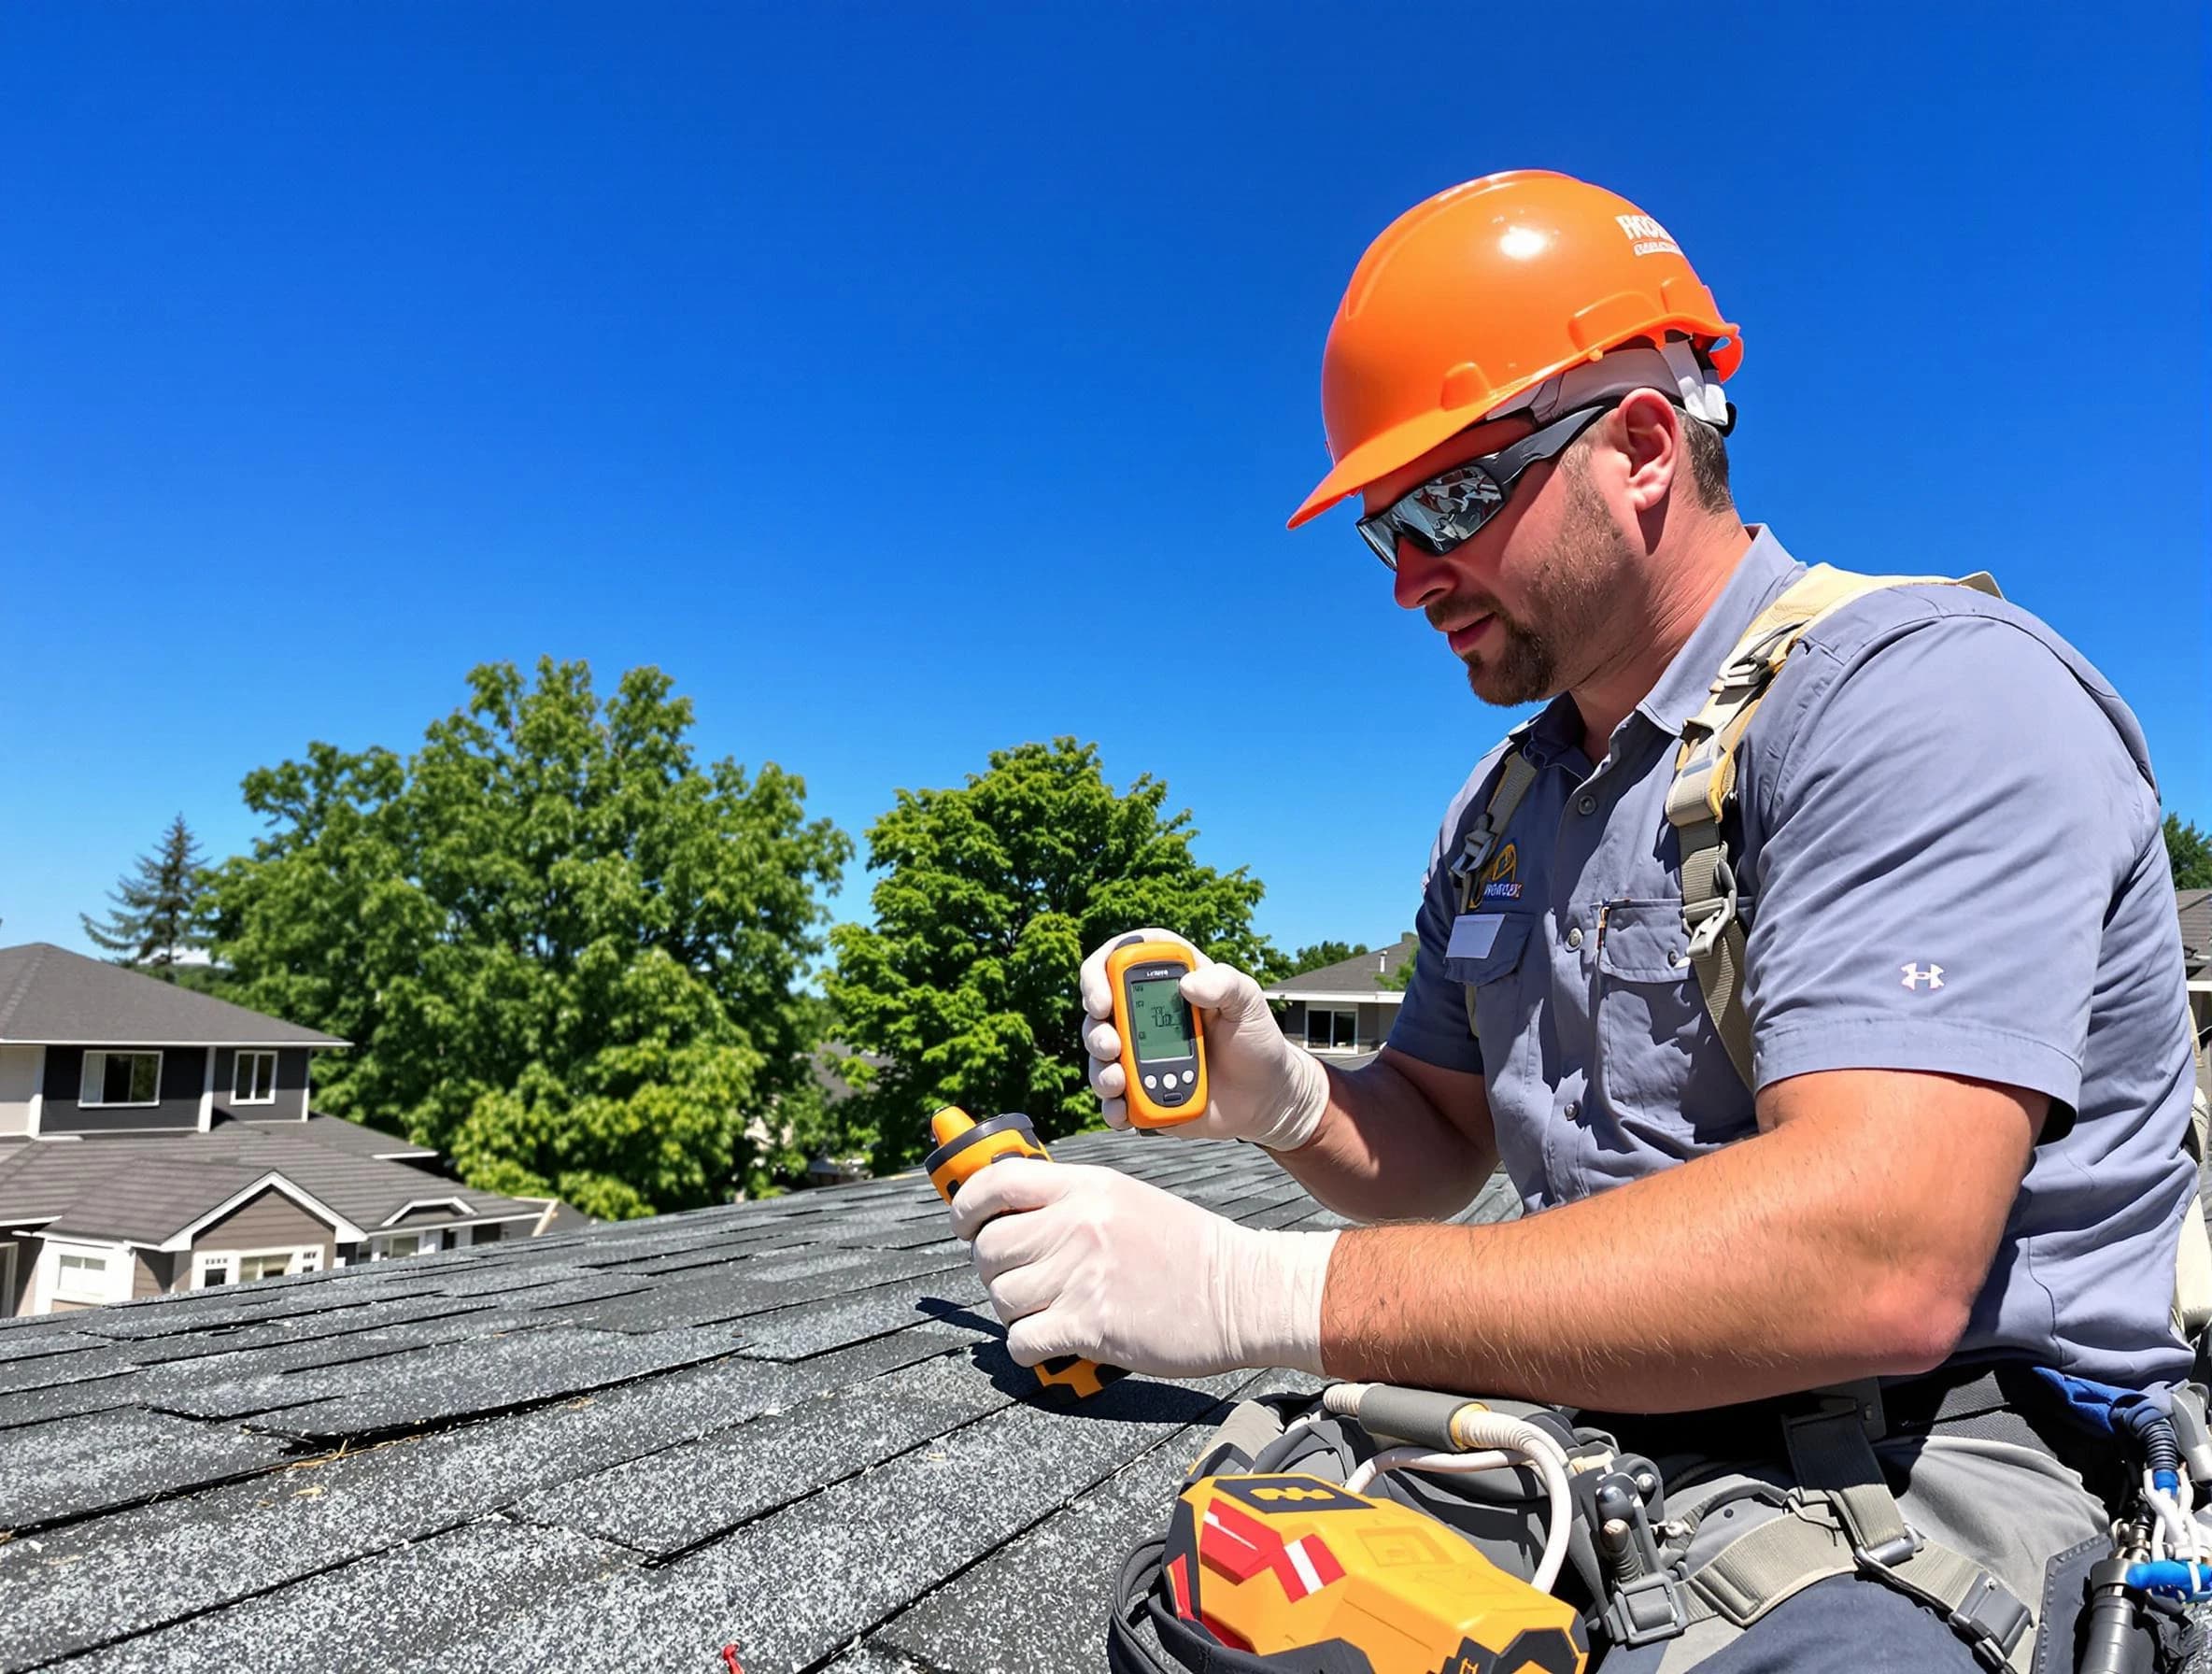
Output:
(1482, 881), (1523, 901)
(1482, 842), (1518, 886)
(1901, 962), (1946, 991)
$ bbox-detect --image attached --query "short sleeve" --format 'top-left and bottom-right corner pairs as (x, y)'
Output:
(1384, 759), (1497, 1075)
(1741, 612), (2156, 1105)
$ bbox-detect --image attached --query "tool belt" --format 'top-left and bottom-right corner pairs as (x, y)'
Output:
(1109, 1370), (2159, 1674)
(1579, 1362), (2129, 1511)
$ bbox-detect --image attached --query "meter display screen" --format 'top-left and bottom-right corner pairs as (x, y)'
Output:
(1127, 975), (1196, 1064)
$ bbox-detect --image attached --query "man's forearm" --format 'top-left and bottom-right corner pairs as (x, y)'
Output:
(1267, 1055), (1496, 1224)
(1315, 1078), (2034, 1412)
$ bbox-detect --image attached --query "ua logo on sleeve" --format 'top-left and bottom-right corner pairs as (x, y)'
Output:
(1901, 962), (1945, 991)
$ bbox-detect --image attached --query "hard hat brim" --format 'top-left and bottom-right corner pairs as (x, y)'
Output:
(1286, 328), (1743, 531)
(1287, 404), (1493, 530)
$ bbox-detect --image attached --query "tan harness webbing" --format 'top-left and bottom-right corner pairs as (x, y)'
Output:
(1450, 745), (1541, 1036)
(1680, 1397), (2035, 1671)
(1663, 564), (2000, 1085)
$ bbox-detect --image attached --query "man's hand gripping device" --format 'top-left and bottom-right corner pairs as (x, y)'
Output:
(924, 1106), (1127, 1399)
(1104, 936), (1208, 1130)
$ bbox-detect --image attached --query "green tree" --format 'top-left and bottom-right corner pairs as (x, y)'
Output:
(1281, 941), (1368, 979)
(207, 660), (849, 1217)
(80, 814), (215, 981)
(2167, 814), (2212, 890)
(826, 738), (1276, 1165)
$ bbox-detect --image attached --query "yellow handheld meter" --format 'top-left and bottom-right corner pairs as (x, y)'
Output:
(923, 1106), (1124, 1399)
(1105, 936), (1208, 1130)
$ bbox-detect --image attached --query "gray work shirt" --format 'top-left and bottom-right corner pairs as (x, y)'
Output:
(1389, 528), (2197, 1389)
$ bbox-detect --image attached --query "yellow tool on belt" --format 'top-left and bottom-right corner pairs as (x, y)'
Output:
(1159, 1474), (1586, 1673)
(923, 1106), (1126, 1399)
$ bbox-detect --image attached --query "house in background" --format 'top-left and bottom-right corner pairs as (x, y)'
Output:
(1259, 934), (1416, 1064)
(0, 943), (554, 1316)
(2181, 887), (2210, 1097)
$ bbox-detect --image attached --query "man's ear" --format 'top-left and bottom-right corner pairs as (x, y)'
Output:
(1616, 388), (1684, 514)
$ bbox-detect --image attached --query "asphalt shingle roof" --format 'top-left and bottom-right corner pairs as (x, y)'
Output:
(1262, 933), (1416, 997)
(0, 945), (346, 1048)
(0, 1119), (540, 1242)
(0, 1133), (1520, 1673)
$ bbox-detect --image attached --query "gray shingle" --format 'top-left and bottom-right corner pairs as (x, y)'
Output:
(0, 1407), (301, 1529)
(508, 1346), (1012, 1556)
(431, 1369), (1255, 1674)
(0, 1326), (971, 1667)
(47, 1519), (639, 1674)
(239, 1324), (753, 1440)
(0, 943), (346, 1047)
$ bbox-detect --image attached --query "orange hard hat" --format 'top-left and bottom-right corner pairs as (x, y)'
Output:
(1289, 170), (1742, 529)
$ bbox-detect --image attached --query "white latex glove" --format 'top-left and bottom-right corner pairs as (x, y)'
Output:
(951, 1157), (1339, 1378)
(1080, 929), (1330, 1149)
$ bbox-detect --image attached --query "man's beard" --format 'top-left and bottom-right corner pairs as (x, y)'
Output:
(1434, 463), (1626, 708)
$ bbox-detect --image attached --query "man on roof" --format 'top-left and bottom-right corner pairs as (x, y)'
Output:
(948, 171), (2202, 1670)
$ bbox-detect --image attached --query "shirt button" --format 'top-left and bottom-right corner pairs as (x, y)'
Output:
(1566, 926), (1584, 950)
(1576, 793), (1597, 816)
(1565, 1100), (1581, 1121)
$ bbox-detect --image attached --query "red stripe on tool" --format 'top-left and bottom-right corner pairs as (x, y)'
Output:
(1198, 1501), (1275, 1583)
(720, 1647), (744, 1673)
(1296, 1534), (1345, 1588)
(1165, 1553), (1195, 1619)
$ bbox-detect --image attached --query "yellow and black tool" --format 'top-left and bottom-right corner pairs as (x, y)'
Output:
(923, 1106), (1126, 1399)
(1160, 1475), (1586, 1672)
(1104, 937), (1208, 1130)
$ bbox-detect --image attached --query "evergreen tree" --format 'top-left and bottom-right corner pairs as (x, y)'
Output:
(2166, 814), (2212, 890)
(80, 815), (214, 980)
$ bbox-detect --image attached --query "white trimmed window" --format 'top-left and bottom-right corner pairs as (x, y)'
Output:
(54, 1250), (113, 1303)
(79, 1050), (163, 1108)
(373, 1231), (442, 1260)
(1303, 1008), (1357, 1052)
(233, 1051), (278, 1104)
(193, 1247), (323, 1289)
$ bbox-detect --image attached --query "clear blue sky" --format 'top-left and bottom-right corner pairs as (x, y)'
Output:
(4, 3), (2205, 959)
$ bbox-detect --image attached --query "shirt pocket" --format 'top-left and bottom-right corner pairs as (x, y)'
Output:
(1594, 898), (1757, 1154)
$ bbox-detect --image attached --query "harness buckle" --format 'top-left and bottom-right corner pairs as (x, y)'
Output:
(1680, 854), (1738, 960)
(1448, 817), (1496, 887)
(1853, 1528), (1921, 1570)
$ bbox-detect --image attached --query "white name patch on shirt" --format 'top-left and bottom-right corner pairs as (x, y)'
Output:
(1446, 912), (1506, 960)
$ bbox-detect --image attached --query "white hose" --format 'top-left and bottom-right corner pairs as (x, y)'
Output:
(1343, 1418), (1575, 1595)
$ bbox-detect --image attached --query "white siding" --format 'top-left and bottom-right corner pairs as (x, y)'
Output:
(0, 1045), (40, 1138)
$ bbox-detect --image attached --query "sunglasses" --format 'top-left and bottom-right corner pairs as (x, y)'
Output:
(1355, 401), (1616, 571)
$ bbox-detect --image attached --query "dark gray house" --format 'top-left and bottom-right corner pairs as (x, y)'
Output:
(0, 943), (550, 1317)
(1259, 933), (1414, 1061)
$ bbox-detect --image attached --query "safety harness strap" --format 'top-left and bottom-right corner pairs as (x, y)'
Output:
(1664, 564), (2001, 1090)
(1681, 1400), (2035, 1671)
(1450, 746), (1541, 1036)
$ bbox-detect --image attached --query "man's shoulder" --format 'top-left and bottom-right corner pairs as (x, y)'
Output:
(1790, 574), (2118, 704)
(1748, 570), (2155, 807)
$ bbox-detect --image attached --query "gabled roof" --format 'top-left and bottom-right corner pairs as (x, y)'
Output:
(0, 1119), (539, 1244)
(0, 944), (347, 1048)
(0, 1131), (1510, 1670)
(1261, 932), (1417, 1001)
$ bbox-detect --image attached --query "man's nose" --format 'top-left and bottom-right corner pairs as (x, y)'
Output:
(1391, 539), (1453, 613)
